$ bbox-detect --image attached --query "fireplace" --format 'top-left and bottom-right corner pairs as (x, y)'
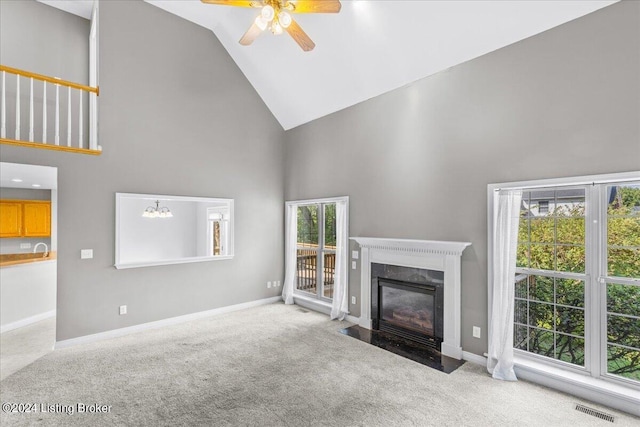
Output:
(350, 237), (471, 360)
(372, 264), (444, 349)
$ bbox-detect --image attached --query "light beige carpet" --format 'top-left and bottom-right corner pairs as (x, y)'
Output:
(1, 317), (55, 381)
(0, 303), (638, 426)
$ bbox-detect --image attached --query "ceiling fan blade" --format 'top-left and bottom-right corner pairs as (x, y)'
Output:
(239, 22), (263, 46)
(285, 18), (315, 52)
(201, 0), (262, 8)
(286, 0), (341, 14)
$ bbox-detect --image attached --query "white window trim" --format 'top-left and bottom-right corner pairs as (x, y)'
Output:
(487, 171), (640, 417)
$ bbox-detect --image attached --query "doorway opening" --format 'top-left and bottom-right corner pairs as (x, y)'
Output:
(0, 162), (57, 380)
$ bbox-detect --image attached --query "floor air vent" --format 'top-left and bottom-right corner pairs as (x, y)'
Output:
(575, 404), (615, 422)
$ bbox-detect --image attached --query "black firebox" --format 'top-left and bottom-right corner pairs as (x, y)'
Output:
(372, 272), (444, 350)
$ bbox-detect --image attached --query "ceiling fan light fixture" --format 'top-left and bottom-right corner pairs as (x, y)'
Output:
(261, 5), (275, 21)
(279, 11), (292, 28)
(271, 20), (283, 35)
(255, 15), (268, 31)
(202, 0), (341, 51)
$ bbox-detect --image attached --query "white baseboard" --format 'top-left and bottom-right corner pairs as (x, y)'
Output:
(293, 295), (331, 315)
(462, 351), (487, 366)
(344, 314), (359, 324)
(1, 310), (56, 334)
(55, 296), (281, 350)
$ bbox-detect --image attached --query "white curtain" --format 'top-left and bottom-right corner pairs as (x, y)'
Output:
(282, 204), (297, 305)
(330, 201), (348, 320)
(487, 189), (522, 381)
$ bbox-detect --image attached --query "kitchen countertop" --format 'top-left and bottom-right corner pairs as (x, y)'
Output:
(0, 251), (57, 268)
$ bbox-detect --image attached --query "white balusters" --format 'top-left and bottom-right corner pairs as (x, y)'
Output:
(54, 82), (59, 145)
(15, 74), (20, 140)
(90, 91), (98, 150)
(67, 86), (71, 147)
(0, 66), (98, 152)
(78, 90), (83, 149)
(42, 81), (47, 143)
(1, 71), (5, 139)
(29, 78), (34, 142)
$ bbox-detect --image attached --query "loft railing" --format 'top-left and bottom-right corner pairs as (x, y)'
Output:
(0, 65), (101, 155)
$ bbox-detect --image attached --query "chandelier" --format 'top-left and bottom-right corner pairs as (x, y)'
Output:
(142, 200), (173, 218)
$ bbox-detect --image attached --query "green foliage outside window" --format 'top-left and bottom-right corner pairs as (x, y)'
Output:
(515, 186), (640, 381)
(297, 204), (336, 247)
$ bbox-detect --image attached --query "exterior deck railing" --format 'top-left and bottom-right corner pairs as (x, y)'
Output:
(296, 249), (335, 298)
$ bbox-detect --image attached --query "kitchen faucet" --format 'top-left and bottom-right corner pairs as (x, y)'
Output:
(33, 242), (49, 257)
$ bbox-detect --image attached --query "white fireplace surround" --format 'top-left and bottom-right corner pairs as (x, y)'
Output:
(351, 237), (471, 360)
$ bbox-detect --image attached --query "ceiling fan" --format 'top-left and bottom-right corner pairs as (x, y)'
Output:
(201, 0), (341, 52)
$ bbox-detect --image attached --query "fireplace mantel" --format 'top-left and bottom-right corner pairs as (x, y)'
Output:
(352, 237), (470, 257)
(350, 237), (471, 360)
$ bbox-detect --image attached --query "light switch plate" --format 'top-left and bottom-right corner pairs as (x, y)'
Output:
(81, 249), (93, 259)
(351, 261), (357, 270)
(352, 250), (359, 260)
(473, 326), (481, 338)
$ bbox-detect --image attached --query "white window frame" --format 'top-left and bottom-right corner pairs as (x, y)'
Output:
(285, 196), (349, 313)
(512, 184), (591, 375)
(206, 207), (229, 257)
(488, 171), (640, 416)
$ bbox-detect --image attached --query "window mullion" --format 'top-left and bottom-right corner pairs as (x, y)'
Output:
(585, 184), (601, 378)
(317, 203), (324, 300)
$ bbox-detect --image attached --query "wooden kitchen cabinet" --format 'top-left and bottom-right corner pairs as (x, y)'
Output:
(0, 200), (51, 238)
(23, 202), (51, 237)
(0, 201), (23, 237)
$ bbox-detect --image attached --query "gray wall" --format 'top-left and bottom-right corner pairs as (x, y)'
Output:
(284, 2), (640, 356)
(0, 0), (90, 146)
(0, 0), (88, 83)
(0, 188), (51, 201)
(0, 0), (285, 341)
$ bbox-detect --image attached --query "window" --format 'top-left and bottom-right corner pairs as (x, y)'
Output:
(604, 184), (640, 381)
(538, 200), (549, 214)
(207, 208), (230, 257)
(512, 181), (639, 385)
(515, 188), (587, 366)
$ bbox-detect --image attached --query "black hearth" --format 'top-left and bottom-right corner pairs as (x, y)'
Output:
(371, 264), (444, 350)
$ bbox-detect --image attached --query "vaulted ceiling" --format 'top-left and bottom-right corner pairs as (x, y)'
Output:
(38, 0), (618, 130)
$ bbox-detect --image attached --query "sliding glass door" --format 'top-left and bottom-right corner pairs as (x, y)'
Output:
(296, 202), (337, 301)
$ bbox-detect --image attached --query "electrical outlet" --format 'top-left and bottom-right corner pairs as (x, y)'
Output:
(267, 281), (272, 288)
(351, 296), (356, 305)
(276, 280), (281, 287)
(352, 250), (359, 260)
(20, 243), (31, 249)
(473, 326), (481, 338)
(119, 305), (127, 315)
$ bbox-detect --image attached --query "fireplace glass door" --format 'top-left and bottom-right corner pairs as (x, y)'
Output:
(378, 279), (437, 344)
